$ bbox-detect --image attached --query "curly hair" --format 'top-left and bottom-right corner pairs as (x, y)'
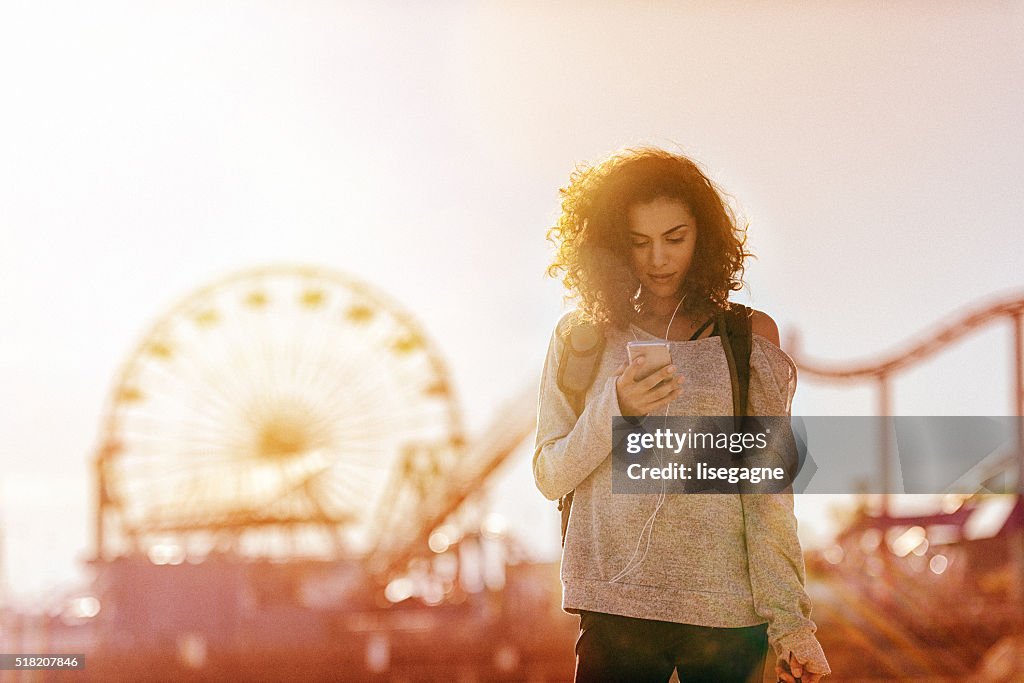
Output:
(546, 147), (751, 330)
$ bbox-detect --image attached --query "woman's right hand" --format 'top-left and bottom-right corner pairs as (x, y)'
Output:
(614, 357), (685, 417)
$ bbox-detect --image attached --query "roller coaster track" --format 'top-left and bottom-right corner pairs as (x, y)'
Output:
(789, 290), (1024, 389)
(790, 291), (1024, 500)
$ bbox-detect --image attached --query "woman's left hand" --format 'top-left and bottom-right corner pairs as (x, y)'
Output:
(776, 652), (825, 683)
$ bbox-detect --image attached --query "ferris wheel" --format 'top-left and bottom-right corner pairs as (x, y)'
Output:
(94, 266), (465, 564)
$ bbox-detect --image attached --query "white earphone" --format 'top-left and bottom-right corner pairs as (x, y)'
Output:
(609, 296), (685, 584)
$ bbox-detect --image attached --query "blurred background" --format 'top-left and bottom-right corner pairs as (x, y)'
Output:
(1, 1), (1022, 681)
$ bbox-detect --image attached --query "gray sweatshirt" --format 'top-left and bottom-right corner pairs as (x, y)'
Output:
(533, 312), (830, 675)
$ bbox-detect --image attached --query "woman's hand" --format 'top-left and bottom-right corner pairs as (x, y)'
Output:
(614, 357), (684, 416)
(776, 653), (825, 683)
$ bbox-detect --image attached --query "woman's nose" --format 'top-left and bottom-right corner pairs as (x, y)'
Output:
(651, 242), (668, 266)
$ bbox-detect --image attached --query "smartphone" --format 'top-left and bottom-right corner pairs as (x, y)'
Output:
(626, 341), (672, 381)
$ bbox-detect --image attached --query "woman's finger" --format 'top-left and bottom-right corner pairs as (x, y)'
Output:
(789, 654), (803, 679)
(775, 665), (795, 683)
(644, 384), (682, 413)
(659, 375), (685, 399)
(639, 364), (677, 392)
(621, 356), (644, 383)
(647, 383), (681, 410)
(776, 657), (797, 683)
(645, 374), (684, 405)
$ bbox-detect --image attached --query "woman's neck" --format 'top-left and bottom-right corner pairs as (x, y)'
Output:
(645, 295), (685, 320)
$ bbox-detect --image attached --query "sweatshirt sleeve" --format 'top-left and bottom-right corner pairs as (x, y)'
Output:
(741, 338), (831, 675)
(532, 317), (621, 501)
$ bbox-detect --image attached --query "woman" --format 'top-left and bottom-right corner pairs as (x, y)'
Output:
(533, 148), (830, 682)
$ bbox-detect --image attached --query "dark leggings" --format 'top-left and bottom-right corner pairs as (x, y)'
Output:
(574, 611), (769, 683)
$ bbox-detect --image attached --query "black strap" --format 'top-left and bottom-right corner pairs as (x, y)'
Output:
(688, 317), (715, 341)
(716, 305), (753, 428)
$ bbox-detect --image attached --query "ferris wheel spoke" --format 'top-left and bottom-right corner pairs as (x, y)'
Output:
(121, 360), (225, 424)
(117, 411), (256, 450)
(327, 430), (431, 461)
(118, 451), (257, 482)
(290, 333), (396, 413)
(292, 351), (376, 415)
(181, 351), (265, 422)
(238, 304), (289, 418)
(298, 356), (450, 434)
(140, 334), (244, 413)
(305, 323), (435, 407)
(323, 356), (440, 413)
(118, 404), (251, 436)
(318, 370), (449, 425)
(327, 436), (448, 472)
(327, 397), (445, 429)
(164, 316), (272, 421)
(309, 403), (413, 440)
(311, 312), (423, 394)
(120, 427), (255, 459)
(329, 412), (452, 446)
(212, 311), (272, 421)
(116, 450), (256, 481)
(135, 352), (250, 432)
(288, 287), (335, 397)
(237, 293), (308, 410)
(116, 433), (251, 464)
(291, 310), (348, 397)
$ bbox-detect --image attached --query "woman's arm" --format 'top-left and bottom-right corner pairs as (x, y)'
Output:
(741, 491), (830, 678)
(532, 316), (623, 501)
(743, 312), (831, 677)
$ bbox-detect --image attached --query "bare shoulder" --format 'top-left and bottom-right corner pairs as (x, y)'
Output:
(748, 308), (781, 347)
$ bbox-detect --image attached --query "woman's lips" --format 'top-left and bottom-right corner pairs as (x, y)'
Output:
(648, 273), (675, 284)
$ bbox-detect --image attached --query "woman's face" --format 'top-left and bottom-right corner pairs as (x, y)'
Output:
(626, 197), (698, 303)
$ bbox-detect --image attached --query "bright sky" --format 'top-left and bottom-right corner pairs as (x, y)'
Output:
(1, 1), (1022, 607)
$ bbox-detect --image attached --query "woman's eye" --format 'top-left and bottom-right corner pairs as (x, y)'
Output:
(631, 242), (647, 248)
(667, 237), (685, 244)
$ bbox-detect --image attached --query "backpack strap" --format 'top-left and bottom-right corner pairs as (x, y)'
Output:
(554, 316), (606, 546)
(716, 304), (753, 428)
(556, 319), (606, 416)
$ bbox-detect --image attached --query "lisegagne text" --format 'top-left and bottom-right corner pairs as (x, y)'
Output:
(626, 462), (786, 484)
